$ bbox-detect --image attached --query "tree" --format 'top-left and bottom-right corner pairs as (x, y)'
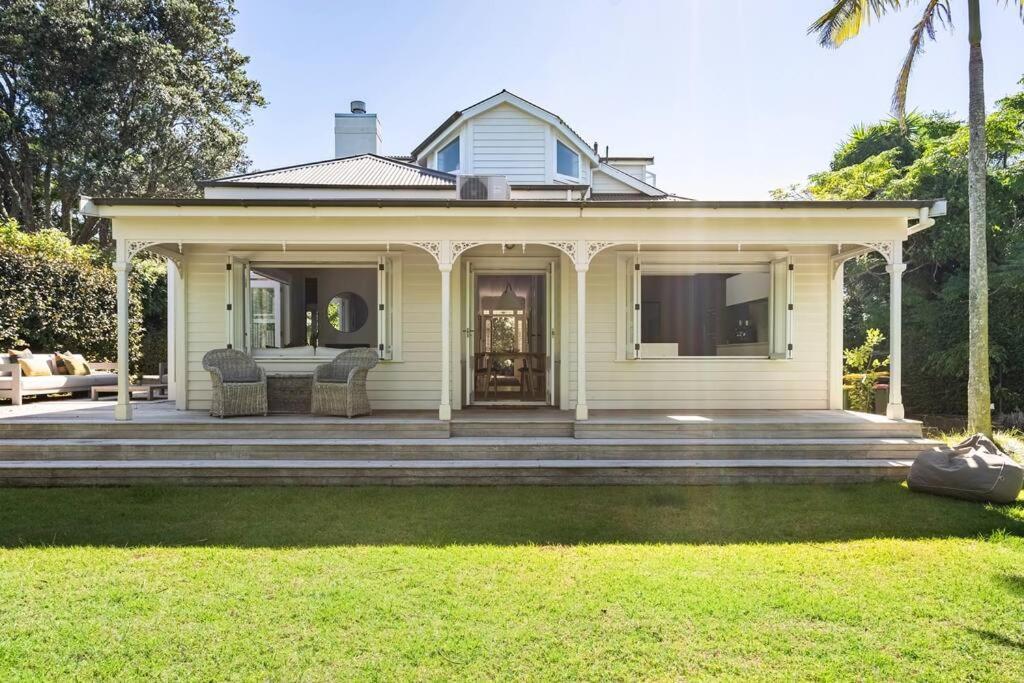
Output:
(0, 0), (264, 244)
(809, 1), (1024, 435)
(776, 84), (1024, 419)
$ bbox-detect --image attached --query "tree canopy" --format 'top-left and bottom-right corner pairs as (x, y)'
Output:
(775, 79), (1024, 416)
(0, 0), (264, 244)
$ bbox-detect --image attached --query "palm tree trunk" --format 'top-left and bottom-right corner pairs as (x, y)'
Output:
(966, 0), (991, 435)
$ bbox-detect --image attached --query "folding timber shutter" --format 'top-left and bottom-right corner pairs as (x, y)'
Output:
(226, 256), (249, 351)
(627, 255), (641, 359)
(376, 255), (392, 360)
(769, 256), (793, 359)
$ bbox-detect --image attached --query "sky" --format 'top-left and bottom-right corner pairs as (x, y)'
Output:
(231, 0), (1024, 199)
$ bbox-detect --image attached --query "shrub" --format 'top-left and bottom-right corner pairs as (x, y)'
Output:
(0, 220), (162, 377)
(844, 328), (890, 413)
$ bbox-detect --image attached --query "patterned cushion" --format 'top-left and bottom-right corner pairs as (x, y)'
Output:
(56, 352), (91, 376)
(18, 357), (52, 377)
(7, 348), (31, 364)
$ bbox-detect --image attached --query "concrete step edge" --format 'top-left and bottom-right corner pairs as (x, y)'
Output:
(0, 437), (945, 447)
(0, 458), (916, 470)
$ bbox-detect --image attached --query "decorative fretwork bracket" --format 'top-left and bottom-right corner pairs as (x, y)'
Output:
(411, 241), (442, 263)
(540, 241), (580, 265)
(412, 239), (624, 269)
(586, 241), (617, 262)
(539, 240), (622, 269)
(450, 241), (482, 262)
(861, 241), (901, 265)
(124, 240), (184, 272)
(126, 240), (159, 262)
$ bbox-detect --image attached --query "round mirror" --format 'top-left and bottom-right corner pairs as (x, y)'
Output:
(326, 292), (369, 333)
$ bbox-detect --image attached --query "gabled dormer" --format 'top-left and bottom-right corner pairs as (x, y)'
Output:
(412, 90), (602, 186)
(411, 90), (667, 199)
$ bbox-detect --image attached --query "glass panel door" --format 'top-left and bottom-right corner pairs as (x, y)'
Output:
(472, 272), (548, 404)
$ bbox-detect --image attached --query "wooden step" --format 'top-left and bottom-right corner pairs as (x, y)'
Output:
(451, 409), (575, 438)
(0, 437), (947, 462)
(575, 419), (924, 440)
(450, 421), (574, 438)
(0, 419), (450, 440)
(0, 458), (916, 486)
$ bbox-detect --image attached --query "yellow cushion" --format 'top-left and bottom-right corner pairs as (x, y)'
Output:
(18, 357), (52, 377)
(56, 352), (91, 376)
(7, 348), (32, 363)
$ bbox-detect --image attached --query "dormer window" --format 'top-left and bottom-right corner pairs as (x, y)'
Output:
(437, 137), (460, 172)
(556, 140), (579, 179)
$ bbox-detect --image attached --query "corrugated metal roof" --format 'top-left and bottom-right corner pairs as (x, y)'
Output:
(203, 154), (455, 188)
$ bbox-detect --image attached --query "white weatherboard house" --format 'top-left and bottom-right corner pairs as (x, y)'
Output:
(82, 90), (943, 426)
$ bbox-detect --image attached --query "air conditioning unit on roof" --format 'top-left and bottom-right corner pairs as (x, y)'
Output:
(456, 174), (510, 200)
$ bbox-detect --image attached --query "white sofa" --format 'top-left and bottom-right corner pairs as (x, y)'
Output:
(0, 354), (117, 405)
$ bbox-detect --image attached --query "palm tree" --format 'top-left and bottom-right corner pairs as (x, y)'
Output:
(810, 0), (1024, 436)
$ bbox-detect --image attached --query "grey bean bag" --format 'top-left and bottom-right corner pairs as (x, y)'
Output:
(908, 434), (1023, 504)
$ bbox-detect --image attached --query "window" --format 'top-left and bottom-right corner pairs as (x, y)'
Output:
(234, 256), (397, 359)
(556, 140), (579, 178)
(437, 137), (460, 172)
(624, 257), (792, 359)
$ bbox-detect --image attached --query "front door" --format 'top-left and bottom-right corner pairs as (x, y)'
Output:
(466, 269), (552, 405)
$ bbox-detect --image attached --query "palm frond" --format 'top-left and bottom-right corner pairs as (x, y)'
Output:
(808, 0), (906, 47)
(891, 0), (951, 125)
(1006, 0), (1024, 22)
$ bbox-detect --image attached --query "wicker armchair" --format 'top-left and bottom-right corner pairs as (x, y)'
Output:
(201, 348), (268, 418)
(311, 348), (379, 417)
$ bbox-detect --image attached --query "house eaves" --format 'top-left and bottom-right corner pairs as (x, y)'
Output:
(86, 197), (941, 211)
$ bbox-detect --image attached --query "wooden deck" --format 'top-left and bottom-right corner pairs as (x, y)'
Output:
(0, 399), (946, 485)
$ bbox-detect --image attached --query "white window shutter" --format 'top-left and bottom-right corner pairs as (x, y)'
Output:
(226, 256), (249, 351)
(626, 256), (641, 359)
(769, 256), (793, 359)
(377, 256), (391, 360)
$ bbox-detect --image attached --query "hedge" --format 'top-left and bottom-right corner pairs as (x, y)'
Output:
(0, 223), (162, 376)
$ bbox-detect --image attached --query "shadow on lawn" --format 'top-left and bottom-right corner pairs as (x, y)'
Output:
(0, 482), (1021, 548)
(968, 629), (1024, 652)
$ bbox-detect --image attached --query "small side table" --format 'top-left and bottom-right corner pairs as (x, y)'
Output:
(266, 373), (313, 414)
(90, 384), (167, 401)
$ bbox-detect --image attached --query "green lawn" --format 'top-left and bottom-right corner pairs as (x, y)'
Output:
(1, 484), (1023, 680)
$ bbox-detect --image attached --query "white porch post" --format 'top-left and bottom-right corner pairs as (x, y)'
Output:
(575, 260), (588, 421)
(114, 238), (132, 421)
(886, 240), (906, 419)
(166, 258), (177, 402)
(439, 258), (453, 421)
(828, 259), (845, 409)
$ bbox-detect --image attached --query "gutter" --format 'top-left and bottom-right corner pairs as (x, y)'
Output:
(82, 197), (941, 211)
(829, 200), (945, 268)
(908, 200), (944, 235)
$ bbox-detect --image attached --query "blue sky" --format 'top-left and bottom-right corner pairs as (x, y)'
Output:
(232, 0), (1024, 199)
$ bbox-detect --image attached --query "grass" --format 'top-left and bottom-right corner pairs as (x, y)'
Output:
(1, 484), (1023, 681)
(930, 428), (1024, 463)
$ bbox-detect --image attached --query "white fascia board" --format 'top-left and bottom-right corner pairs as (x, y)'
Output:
(596, 162), (664, 197)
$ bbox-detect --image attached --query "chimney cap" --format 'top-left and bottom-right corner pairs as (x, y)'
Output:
(350, 100), (366, 114)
